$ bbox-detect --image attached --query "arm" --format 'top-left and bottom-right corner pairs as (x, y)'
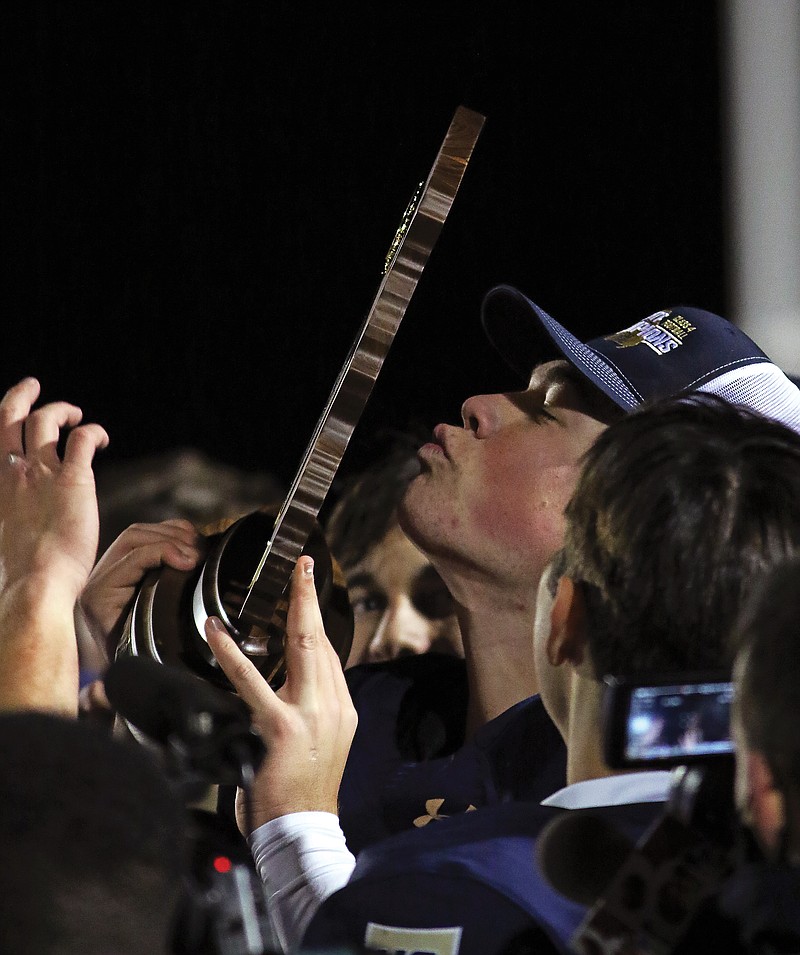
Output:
(0, 377), (108, 715)
(205, 556), (358, 950)
(248, 811), (355, 953)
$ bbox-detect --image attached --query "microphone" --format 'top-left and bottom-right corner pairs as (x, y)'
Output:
(105, 656), (265, 786)
(536, 810), (635, 906)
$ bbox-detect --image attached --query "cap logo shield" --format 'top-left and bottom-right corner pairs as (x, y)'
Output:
(605, 310), (697, 356)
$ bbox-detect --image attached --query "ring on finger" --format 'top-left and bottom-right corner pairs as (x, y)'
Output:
(7, 453), (24, 467)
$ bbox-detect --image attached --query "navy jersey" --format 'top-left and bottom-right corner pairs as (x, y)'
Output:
(340, 655), (567, 855)
(303, 800), (664, 955)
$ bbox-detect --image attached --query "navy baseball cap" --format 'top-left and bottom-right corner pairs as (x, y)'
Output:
(482, 284), (800, 433)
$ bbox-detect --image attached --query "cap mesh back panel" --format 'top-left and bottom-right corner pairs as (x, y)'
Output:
(700, 365), (800, 434)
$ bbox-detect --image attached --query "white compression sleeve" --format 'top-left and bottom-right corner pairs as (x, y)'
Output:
(248, 811), (356, 953)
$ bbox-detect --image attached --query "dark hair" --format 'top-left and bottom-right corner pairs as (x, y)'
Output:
(562, 394), (800, 679)
(0, 713), (188, 955)
(326, 428), (428, 569)
(733, 558), (800, 795)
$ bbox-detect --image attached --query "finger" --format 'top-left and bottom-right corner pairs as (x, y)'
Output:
(205, 616), (282, 719)
(109, 539), (202, 585)
(94, 523), (201, 576)
(320, 620), (353, 710)
(154, 518), (200, 540)
(0, 377), (41, 454)
(60, 423), (110, 471)
(102, 520), (201, 557)
(125, 540), (200, 582)
(282, 557), (325, 705)
(25, 402), (84, 465)
(151, 519), (202, 554)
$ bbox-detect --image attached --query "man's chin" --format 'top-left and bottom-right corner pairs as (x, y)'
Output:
(397, 481), (431, 547)
(396, 488), (418, 537)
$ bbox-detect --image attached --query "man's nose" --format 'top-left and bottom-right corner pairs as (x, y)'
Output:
(366, 598), (432, 662)
(461, 392), (509, 437)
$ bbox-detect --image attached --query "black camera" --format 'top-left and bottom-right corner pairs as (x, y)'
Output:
(565, 673), (740, 955)
(602, 672), (735, 770)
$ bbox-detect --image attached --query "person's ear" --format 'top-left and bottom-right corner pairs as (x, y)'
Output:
(546, 576), (589, 668)
(746, 749), (787, 857)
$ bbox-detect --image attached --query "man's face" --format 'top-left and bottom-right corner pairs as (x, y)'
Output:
(398, 360), (612, 597)
(343, 521), (463, 667)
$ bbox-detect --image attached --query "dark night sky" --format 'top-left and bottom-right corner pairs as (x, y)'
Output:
(3, 1), (724, 490)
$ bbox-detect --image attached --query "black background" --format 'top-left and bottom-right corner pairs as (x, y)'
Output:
(4, 1), (724, 489)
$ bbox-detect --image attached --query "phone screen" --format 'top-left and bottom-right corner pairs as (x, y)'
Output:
(623, 681), (734, 763)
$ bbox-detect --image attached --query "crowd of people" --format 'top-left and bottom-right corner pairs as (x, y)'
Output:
(2, 285), (800, 954)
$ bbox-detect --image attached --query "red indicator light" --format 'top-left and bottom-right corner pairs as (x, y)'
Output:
(213, 855), (233, 874)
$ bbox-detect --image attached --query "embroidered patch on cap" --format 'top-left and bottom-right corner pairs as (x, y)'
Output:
(605, 310), (697, 356)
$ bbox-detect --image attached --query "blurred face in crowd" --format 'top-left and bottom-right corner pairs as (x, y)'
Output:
(398, 360), (615, 602)
(344, 521), (463, 666)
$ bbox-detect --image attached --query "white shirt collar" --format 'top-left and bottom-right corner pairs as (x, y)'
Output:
(540, 771), (673, 809)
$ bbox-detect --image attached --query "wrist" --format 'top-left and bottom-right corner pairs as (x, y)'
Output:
(12, 550), (87, 602)
(0, 572), (80, 624)
(245, 792), (340, 833)
(0, 573), (80, 715)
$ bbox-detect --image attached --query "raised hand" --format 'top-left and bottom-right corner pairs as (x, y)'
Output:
(205, 556), (358, 834)
(0, 377), (109, 714)
(0, 377), (109, 598)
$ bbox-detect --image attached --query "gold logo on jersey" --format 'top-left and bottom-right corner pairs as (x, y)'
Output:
(413, 798), (477, 827)
(605, 310), (697, 356)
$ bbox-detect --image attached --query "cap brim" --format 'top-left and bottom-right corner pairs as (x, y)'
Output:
(481, 285), (640, 411)
(481, 285), (561, 381)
